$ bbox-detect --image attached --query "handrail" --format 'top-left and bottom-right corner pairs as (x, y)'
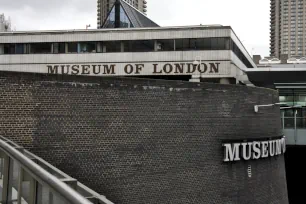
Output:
(0, 139), (94, 204)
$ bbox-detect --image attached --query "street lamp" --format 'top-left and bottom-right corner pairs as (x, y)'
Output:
(193, 56), (202, 81)
(254, 102), (287, 113)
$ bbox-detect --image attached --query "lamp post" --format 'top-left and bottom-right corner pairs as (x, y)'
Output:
(193, 56), (202, 82)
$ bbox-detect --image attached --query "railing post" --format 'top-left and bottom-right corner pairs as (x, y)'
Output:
(295, 109), (297, 144)
(282, 111), (285, 130)
(49, 191), (53, 204)
(2, 155), (10, 203)
(28, 177), (37, 204)
(17, 168), (24, 204)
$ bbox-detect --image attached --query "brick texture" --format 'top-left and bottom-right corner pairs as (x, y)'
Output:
(0, 72), (288, 204)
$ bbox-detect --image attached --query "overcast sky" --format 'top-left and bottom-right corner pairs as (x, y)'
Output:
(1, 0), (270, 57)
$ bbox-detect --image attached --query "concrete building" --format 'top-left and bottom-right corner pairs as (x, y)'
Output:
(0, 14), (11, 32)
(0, 24), (290, 203)
(270, 0), (306, 58)
(97, 0), (147, 28)
(0, 25), (255, 85)
(249, 55), (306, 203)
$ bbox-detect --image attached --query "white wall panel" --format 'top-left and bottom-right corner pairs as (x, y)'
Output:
(0, 27), (231, 43)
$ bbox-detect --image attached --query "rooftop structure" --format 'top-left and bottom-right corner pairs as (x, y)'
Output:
(98, 0), (148, 28)
(101, 0), (158, 28)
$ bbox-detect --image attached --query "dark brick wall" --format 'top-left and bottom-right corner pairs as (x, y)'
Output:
(0, 72), (288, 204)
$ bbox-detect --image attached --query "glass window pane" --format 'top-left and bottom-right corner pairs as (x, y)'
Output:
(124, 40), (154, 52)
(156, 39), (174, 51)
(175, 39), (190, 51)
(79, 42), (96, 53)
(120, 5), (133, 28)
(67, 43), (78, 53)
(284, 118), (295, 128)
(15, 44), (24, 54)
(30, 43), (52, 54)
(4, 44), (15, 54)
(296, 118), (306, 128)
(217, 38), (225, 50)
(224, 38), (230, 50)
(54, 43), (66, 54)
(103, 6), (115, 28)
(279, 95), (294, 106)
(203, 38), (211, 50)
(104, 41), (121, 53)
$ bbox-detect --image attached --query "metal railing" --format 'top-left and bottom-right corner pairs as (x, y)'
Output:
(0, 136), (114, 204)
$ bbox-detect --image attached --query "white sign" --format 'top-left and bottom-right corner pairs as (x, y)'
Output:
(223, 136), (286, 162)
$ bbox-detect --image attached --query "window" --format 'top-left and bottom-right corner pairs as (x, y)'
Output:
(211, 38), (229, 50)
(67, 42), (78, 53)
(103, 5), (115, 28)
(174, 38), (230, 51)
(53, 43), (66, 54)
(79, 42), (97, 53)
(3, 44), (15, 54)
(30, 43), (52, 54)
(124, 40), (154, 52)
(156, 39), (174, 51)
(104, 41), (121, 52)
(119, 5), (133, 28)
(15, 44), (24, 54)
(175, 39), (190, 51)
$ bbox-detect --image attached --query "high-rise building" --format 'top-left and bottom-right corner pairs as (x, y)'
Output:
(97, 0), (147, 28)
(270, 0), (306, 58)
(0, 14), (11, 32)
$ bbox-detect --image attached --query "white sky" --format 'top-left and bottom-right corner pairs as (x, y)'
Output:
(1, 0), (270, 57)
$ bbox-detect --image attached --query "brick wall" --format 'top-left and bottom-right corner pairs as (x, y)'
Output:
(0, 72), (288, 204)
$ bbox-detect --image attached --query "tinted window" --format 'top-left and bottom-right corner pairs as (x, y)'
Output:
(103, 5), (115, 28)
(175, 39), (190, 51)
(67, 42), (78, 53)
(4, 44), (15, 54)
(30, 43), (52, 54)
(124, 40), (154, 52)
(104, 41), (121, 52)
(79, 42), (97, 53)
(156, 39), (174, 51)
(15, 44), (24, 54)
(53, 43), (66, 54)
(120, 5), (133, 28)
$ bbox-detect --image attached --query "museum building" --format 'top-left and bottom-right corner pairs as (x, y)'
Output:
(0, 1), (289, 203)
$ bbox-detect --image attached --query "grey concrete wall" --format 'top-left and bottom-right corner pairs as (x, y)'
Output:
(0, 72), (288, 204)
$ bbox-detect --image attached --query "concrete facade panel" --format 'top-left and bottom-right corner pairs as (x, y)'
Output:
(0, 27), (232, 43)
(0, 51), (232, 64)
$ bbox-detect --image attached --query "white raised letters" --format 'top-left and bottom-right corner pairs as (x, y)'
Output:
(223, 136), (286, 162)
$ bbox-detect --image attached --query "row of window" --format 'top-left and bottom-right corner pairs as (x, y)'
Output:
(0, 38), (254, 68)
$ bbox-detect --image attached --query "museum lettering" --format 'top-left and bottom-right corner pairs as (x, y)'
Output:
(223, 136), (286, 162)
(47, 62), (220, 76)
